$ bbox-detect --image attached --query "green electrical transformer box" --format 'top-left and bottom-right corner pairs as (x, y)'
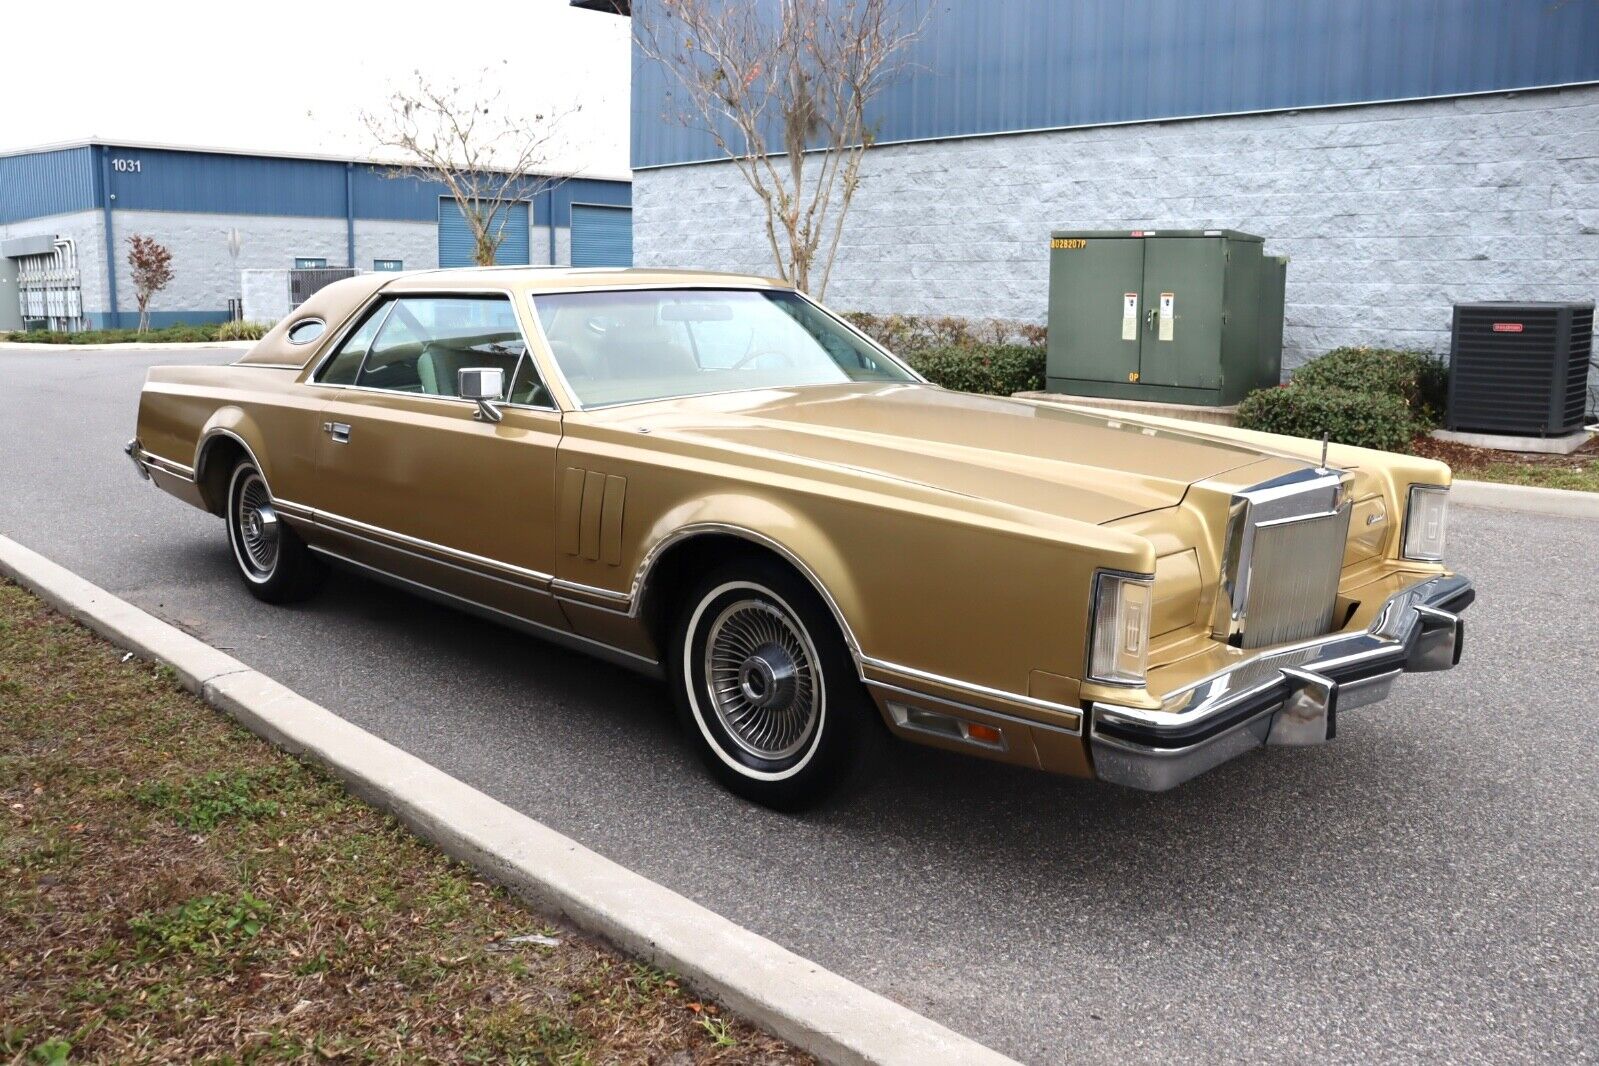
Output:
(1045, 229), (1285, 406)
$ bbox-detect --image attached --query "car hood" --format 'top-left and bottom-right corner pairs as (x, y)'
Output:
(593, 383), (1297, 524)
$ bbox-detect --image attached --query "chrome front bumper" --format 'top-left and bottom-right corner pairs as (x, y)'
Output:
(1090, 573), (1473, 791)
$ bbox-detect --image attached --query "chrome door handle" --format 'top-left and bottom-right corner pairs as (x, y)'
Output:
(323, 421), (351, 443)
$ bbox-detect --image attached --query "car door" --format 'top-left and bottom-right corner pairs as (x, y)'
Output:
(303, 291), (568, 630)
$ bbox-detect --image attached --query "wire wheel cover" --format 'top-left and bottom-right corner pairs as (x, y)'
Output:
(703, 598), (820, 761)
(234, 471), (280, 576)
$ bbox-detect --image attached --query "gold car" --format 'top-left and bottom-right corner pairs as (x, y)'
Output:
(127, 268), (1471, 808)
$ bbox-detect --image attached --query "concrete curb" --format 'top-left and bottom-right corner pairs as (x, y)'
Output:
(1453, 479), (1599, 519)
(0, 535), (1017, 1066)
(0, 340), (253, 352)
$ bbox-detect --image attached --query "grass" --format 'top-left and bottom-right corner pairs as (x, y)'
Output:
(0, 579), (810, 1065)
(1452, 459), (1599, 492)
(1412, 433), (1599, 493)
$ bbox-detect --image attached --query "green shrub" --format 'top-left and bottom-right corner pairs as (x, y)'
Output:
(1237, 384), (1416, 453)
(2, 323), (223, 344)
(1290, 346), (1447, 427)
(843, 311), (1046, 354)
(903, 344), (1045, 395)
(214, 319), (272, 341)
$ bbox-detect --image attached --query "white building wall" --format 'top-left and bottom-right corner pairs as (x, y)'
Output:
(354, 219), (436, 272)
(108, 210), (348, 321)
(634, 85), (1599, 370)
(0, 210), (108, 315)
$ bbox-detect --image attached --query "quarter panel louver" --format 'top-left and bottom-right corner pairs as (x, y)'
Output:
(1448, 302), (1595, 437)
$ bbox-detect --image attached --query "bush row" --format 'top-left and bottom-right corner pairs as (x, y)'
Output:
(1237, 346), (1448, 453)
(843, 311), (1046, 352)
(3, 320), (273, 344)
(842, 311), (1048, 396)
(902, 345), (1046, 395)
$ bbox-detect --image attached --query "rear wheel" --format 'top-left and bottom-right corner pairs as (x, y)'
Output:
(226, 459), (325, 603)
(670, 557), (881, 810)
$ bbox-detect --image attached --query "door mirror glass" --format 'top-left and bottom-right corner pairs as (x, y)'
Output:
(457, 367), (505, 401)
(458, 367), (507, 424)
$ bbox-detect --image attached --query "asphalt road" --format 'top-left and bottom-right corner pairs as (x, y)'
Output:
(2, 346), (1595, 1064)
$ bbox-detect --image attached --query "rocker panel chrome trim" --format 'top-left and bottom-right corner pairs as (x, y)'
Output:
(306, 545), (661, 677)
(275, 499), (554, 588)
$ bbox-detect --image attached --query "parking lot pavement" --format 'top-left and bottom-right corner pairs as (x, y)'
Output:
(3, 345), (1595, 1064)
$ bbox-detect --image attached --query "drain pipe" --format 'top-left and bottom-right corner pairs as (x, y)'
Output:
(99, 147), (119, 328)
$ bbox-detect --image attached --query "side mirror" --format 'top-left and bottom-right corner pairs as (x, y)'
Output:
(458, 367), (506, 423)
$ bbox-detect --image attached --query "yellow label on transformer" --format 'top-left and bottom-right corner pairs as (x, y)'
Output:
(1051, 238), (1087, 250)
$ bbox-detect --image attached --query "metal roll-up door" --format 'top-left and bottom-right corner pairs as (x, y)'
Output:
(438, 200), (530, 268)
(570, 204), (633, 267)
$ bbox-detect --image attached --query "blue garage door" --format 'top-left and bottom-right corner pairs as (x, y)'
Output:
(570, 204), (633, 267)
(438, 199), (530, 268)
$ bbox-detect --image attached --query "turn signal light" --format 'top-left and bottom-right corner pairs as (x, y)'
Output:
(966, 723), (1002, 746)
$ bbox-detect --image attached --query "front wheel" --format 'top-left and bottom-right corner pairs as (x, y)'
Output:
(670, 557), (882, 810)
(226, 459), (325, 603)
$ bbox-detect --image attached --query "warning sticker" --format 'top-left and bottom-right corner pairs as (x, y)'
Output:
(1122, 293), (1138, 341)
(1158, 292), (1175, 342)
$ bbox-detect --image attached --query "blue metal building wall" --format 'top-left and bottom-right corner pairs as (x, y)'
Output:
(438, 200), (531, 266)
(631, 0), (1599, 168)
(15, 143), (631, 225)
(570, 204), (634, 266)
(0, 147), (97, 223)
(102, 146), (348, 216)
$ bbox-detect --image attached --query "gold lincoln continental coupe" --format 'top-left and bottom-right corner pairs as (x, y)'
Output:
(128, 267), (1471, 808)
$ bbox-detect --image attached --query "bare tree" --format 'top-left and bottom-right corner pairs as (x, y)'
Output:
(363, 72), (577, 267)
(636, 0), (926, 297)
(126, 234), (173, 333)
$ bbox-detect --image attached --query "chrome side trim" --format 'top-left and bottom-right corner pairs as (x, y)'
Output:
(306, 545), (661, 678)
(865, 679), (1083, 737)
(551, 578), (632, 608)
(861, 656), (1084, 732)
(126, 440), (197, 483)
(275, 499), (554, 587)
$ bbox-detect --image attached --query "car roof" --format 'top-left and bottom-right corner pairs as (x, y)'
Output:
(379, 266), (790, 293)
(233, 267), (794, 369)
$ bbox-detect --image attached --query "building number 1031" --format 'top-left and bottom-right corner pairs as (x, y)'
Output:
(112, 158), (142, 173)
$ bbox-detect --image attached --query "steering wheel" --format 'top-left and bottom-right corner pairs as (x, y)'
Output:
(730, 348), (797, 371)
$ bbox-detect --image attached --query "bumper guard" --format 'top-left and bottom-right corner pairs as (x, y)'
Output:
(1090, 573), (1473, 791)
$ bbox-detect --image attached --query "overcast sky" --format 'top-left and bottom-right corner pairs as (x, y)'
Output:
(2, 0), (633, 177)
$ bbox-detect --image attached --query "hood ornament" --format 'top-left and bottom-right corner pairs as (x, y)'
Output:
(1317, 431), (1330, 473)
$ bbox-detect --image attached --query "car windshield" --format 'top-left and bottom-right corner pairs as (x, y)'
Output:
(527, 288), (915, 407)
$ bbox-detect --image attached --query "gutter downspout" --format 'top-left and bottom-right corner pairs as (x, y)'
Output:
(345, 163), (356, 268)
(99, 147), (119, 329)
(546, 186), (556, 265)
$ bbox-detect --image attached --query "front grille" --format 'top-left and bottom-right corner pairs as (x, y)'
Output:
(1212, 468), (1353, 650)
(1239, 509), (1353, 649)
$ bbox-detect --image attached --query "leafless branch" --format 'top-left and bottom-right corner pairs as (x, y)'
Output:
(637, 0), (927, 297)
(362, 73), (580, 267)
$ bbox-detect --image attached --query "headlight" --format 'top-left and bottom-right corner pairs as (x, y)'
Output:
(1088, 571), (1152, 685)
(1403, 485), (1450, 562)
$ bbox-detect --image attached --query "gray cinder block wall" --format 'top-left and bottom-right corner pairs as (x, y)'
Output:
(0, 211), (109, 316)
(634, 85), (1599, 371)
(109, 211), (348, 321)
